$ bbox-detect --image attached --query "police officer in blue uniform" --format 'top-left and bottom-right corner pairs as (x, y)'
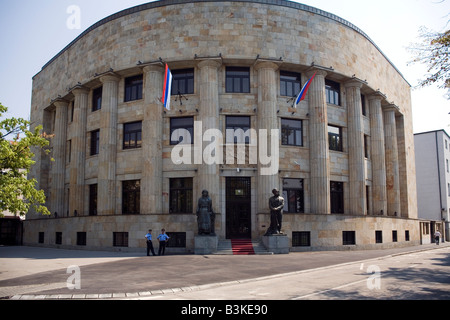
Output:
(145, 229), (156, 256)
(157, 228), (170, 256)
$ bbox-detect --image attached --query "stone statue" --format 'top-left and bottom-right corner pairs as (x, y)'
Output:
(265, 188), (285, 236)
(196, 190), (215, 236)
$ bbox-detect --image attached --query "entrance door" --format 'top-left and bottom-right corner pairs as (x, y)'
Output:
(226, 177), (251, 239)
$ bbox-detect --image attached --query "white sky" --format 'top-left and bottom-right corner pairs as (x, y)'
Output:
(0, 0), (449, 134)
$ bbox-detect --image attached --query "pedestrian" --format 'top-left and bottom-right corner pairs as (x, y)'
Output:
(145, 229), (157, 256)
(434, 230), (441, 245)
(157, 228), (170, 256)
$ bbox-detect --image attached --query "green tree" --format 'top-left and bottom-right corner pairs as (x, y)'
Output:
(0, 102), (51, 217)
(409, 27), (450, 93)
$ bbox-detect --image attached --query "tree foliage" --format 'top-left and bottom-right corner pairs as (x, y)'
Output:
(409, 27), (450, 93)
(0, 102), (51, 217)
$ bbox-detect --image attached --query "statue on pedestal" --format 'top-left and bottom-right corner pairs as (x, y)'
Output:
(264, 188), (285, 236)
(196, 190), (215, 236)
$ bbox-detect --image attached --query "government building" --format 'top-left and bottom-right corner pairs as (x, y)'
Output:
(24, 0), (421, 252)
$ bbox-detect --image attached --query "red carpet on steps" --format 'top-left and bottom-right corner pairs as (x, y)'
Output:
(231, 239), (255, 255)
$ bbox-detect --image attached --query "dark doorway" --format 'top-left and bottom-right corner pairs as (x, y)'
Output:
(226, 177), (251, 239)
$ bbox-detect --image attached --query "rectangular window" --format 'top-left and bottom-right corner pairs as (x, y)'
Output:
(392, 230), (398, 242)
(364, 135), (370, 158)
(122, 180), (140, 215)
(361, 94), (366, 116)
(405, 230), (410, 241)
(325, 79), (340, 105)
(172, 69), (194, 95)
(292, 231), (311, 247)
(282, 179), (304, 213)
(113, 232), (129, 247)
(125, 75), (143, 102)
(375, 230), (383, 244)
(55, 232), (62, 245)
(77, 232), (87, 246)
(123, 121), (142, 150)
(89, 184), (98, 216)
(330, 181), (344, 214)
(170, 117), (194, 145)
(280, 71), (301, 97)
(38, 232), (44, 244)
(92, 86), (102, 112)
(90, 129), (100, 156)
(328, 125), (343, 152)
(343, 231), (356, 245)
(281, 119), (303, 146)
(226, 116), (251, 144)
(170, 178), (193, 213)
(166, 232), (187, 248)
(226, 67), (250, 93)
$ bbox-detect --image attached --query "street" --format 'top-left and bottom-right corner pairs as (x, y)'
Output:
(134, 246), (450, 300)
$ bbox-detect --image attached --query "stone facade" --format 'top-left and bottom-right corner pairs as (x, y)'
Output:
(25, 0), (419, 252)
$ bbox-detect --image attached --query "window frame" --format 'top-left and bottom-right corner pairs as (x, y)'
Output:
(89, 184), (98, 216)
(92, 86), (102, 112)
(170, 117), (194, 145)
(123, 121), (142, 150)
(226, 67), (250, 93)
(282, 178), (305, 213)
(280, 71), (301, 97)
(90, 129), (100, 156)
(325, 79), (341, 106)
(225, 116), (251, 144)
(122, 180), (141, 215)
(171, 68), (194, 96)
(330, 181), (344, 214)
(169, 178), (193, 214)
(328, 125), (343, 152)
(124, 75), (143, 102)
(281, 118), (303, 147)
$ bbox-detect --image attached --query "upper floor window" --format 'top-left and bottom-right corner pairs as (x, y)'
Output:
(226, 116), (251, 144)
(328, 125), (343, 152)
(92, 86), (102, 112)
(281, 119), (303, 147)
(123, 121), (142, 150)
(170, 117), (194, 145)
(172, 69), (194, 95)
(325, 79), (340, 105)
(280, 71), (301, 97)
(125, 75), (143, 102)
(90, 129), (100, 156)
(226, 67), (250, 93)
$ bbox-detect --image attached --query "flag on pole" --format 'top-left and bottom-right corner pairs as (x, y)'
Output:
(293, 72), (316, 108)
(162, 64), (172, 111)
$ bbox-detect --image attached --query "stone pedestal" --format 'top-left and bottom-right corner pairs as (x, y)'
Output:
(262, 235), (289, 254)
(194, 235), (218, 255)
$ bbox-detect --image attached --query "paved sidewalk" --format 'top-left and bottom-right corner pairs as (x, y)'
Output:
(1, 243), (449, 300)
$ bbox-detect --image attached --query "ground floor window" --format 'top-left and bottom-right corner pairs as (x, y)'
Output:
(375, 230), (383, 244)
(330, 181), (344, 214)
(282, 179), (304, 213)
(77, 232), (87, 246)
(292, 231), (311, 247)
(167, 232), (186, 248)
(170, 178), (193, 213)
(113, 232), (129, 247)
(122, 180), (140, 214)
(343, 231), (355, 245)
(55, 232), (62, 245)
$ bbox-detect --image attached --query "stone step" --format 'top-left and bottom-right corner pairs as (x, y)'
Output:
(214, 240), (273, 255)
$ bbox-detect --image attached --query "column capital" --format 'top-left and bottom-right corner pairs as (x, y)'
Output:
(368, 91), (387, 101)
(143, 64), (165, 74)
(71, 85), (90, 96)
(344, 78), (366, 89)
(382, 104), (400, 113)
(197, 59), (222, 70)
(99, 73), (121, 84)
(306, 67), (327, 78)
(52, 98), (69, 108)
(253, 61), (279, 71)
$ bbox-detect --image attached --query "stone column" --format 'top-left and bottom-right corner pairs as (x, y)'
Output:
(141, 65), (164, 214)
(69, 86), (89, 216)
(98, 74), (120, 215)
(255, 62), (279, 213)
(52, 99), (68, 217)
(368, 93), (387, 215)
(345, 81), (365, 215)
(383, 105), (401, 216)
(197, 60), (221, 213)
(308, 69), (330, 214)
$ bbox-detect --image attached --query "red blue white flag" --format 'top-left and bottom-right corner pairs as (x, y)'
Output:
(162, 64), (172, 110)
(294, 72), (316, 108)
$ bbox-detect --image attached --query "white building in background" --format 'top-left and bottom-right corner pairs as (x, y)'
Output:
(414, 129), (450, 243)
